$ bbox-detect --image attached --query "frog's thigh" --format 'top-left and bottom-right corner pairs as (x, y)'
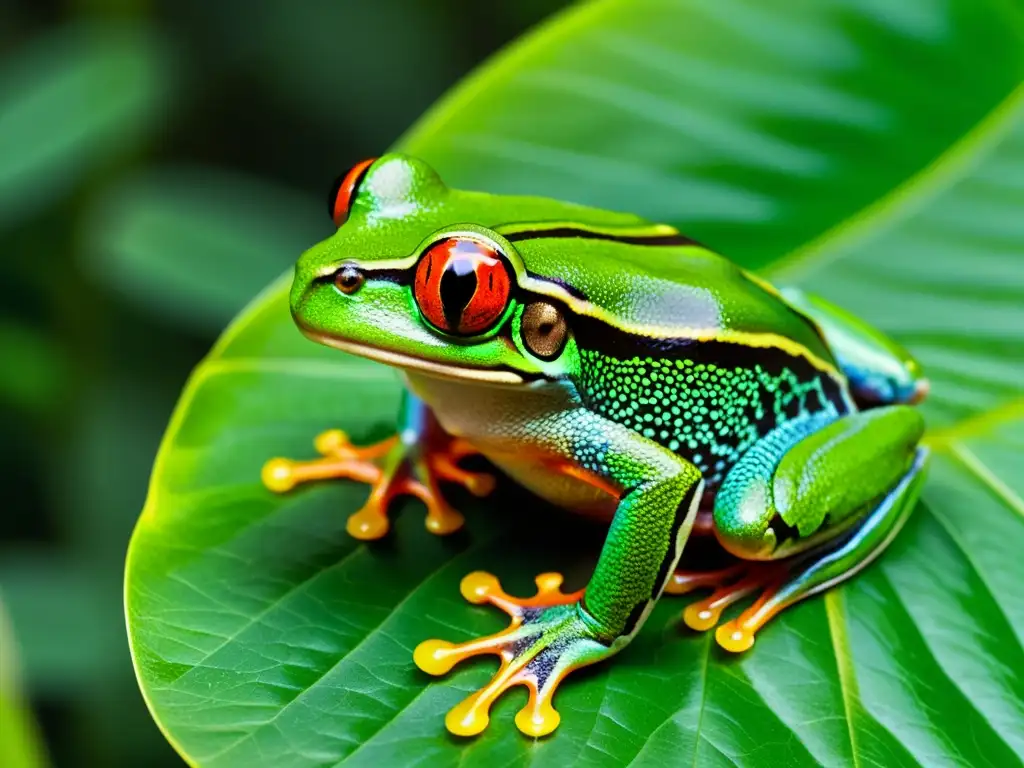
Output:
(713, 405), (925, 560)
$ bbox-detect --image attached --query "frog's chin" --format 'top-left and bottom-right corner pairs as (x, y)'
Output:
(300, 327), (527, 386)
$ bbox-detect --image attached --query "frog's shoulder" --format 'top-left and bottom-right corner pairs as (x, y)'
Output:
(505, 228), (837, 372)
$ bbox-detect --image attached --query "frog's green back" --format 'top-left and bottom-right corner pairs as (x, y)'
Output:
(505, 235), (836, 370)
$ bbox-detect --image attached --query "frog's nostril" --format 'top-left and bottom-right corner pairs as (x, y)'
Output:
(334, 264), (365, 295)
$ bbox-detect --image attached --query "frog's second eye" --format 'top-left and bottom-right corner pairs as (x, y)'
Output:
(520, 301), (568, 360)
(413, 237), (512, 336)
(328, 157), (376, 226)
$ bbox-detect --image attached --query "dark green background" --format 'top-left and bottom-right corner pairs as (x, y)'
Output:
(0, 3), (567, 765)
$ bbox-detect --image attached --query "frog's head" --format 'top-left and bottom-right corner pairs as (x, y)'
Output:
(290, 153), (598, 385)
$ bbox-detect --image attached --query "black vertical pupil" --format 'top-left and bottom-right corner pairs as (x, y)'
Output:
(439, 257), (478, 331)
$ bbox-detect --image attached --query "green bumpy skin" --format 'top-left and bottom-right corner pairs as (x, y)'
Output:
(265, 153), (929, 738)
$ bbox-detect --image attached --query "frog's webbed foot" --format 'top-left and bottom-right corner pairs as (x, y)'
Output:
(414, 571), (609, 738)
(262, 429), (494, 540)
(666, 562), (789, 653)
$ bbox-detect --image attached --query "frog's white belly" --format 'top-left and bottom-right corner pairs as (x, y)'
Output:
(405, 371), (616, 518)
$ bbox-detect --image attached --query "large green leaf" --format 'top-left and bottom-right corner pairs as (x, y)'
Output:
(126, 0), (1024, 765)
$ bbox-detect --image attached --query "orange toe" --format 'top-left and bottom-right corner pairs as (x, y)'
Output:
(413, 570), (594, 738)
(263, 428), (494, 540)
(669, 562), (786, 651)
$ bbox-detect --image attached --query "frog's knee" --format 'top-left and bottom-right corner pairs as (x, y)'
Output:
(855, 404), (926, 448)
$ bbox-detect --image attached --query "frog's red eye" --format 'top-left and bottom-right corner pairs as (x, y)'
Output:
(413, 238), (512, 336)
(328, 157), (376, 226)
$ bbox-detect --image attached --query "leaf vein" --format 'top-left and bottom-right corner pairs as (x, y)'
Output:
(161, 545), (367, 686)
(825, 590), (861, 768)
(945, 442), (1024, 524)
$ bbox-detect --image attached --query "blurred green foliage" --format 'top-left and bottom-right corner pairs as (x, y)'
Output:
(1, 598), (49, 768)
(0, 2), (567, 765)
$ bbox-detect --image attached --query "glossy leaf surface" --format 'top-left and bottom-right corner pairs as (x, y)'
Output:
(126, 0), (1024, 765)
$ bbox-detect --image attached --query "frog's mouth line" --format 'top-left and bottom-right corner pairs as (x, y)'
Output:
(299, 326), (527, 386)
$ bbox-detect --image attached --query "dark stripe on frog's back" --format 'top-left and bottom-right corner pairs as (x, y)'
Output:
(739, 270), (840, 374)
(570, 316), (851, 490)
(505, 226), (703, 248)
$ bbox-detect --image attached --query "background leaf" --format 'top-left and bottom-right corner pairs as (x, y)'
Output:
(0, 21), (174, 231)
(0, 322), (67, 415)
(81, 168), (326, 332)
(0, 597), (49, 768)
(126, 0), (1024, 765)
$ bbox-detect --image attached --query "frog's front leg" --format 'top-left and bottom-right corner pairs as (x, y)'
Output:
(414, 410), (703, 737)
(677, 405), (927, 652)
(262, 391), (494, 540)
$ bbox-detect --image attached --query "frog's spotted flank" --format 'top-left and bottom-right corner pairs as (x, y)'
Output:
(573, 330), (849, 490)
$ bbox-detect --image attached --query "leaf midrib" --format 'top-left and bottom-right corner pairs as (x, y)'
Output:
(825, 591), (860, 768)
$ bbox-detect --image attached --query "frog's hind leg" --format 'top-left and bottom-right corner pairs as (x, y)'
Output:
(696, 404), (927, 651)
(715, 447), (927, 651)
(262, 392), (494, 540)
(670, 445), (927, 650)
